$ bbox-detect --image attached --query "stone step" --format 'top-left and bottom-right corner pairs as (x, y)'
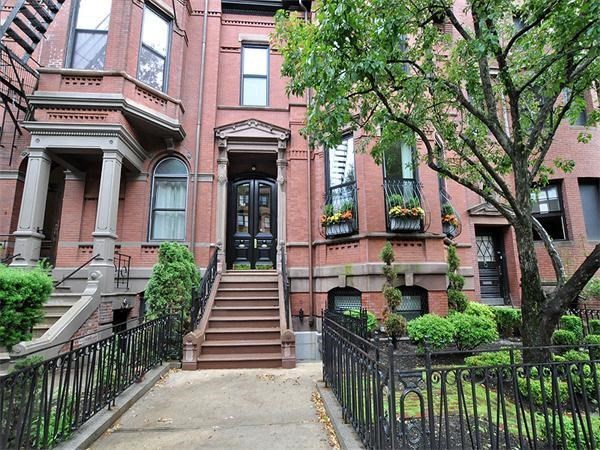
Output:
(216, 287), (278, 297)
(201, 339), (281, 355)
(214, 298), (279, 308)
(220, 274), (278, 283)
(208, 316), (279, 329)
(205, 327), (281, 341)
(196, 352), (282, 369)
(211, 306), (279, 318)
(218, 281), (278, 290)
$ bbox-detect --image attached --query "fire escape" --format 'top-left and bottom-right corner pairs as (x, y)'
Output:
(0, 0), (65, 164)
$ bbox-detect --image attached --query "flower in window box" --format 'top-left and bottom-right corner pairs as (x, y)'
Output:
(388, 196), (423, 232)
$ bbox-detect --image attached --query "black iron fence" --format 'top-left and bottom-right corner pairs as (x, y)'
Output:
(0, 314), (181, 450)
(281, 247), (291, 329)
(384, 178), (431, 233)
(114, 252), (132, 289)
(191, 248), (218, 331)
(325, 308), (368, 340)
(565, 306), (600, 335)
(323, 314), (600, 450)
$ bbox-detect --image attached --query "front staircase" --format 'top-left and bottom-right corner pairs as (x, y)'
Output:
(33, 289), (81, 338)
(197, 271), (284, 369)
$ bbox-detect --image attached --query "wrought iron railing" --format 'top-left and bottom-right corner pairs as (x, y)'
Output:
(563, 305), (600, 335)
(0, 314), (181, 450)
(190, 248), (218, 330)
(322, 181), (359, 239)
(383, 178), (431, 233)
(114, 252), (132, 289)
(281, 247), (291, 330)
(323, 315), (600, 450)
(324, 308), (368, 340)
(439, 186), (462, 238)
(0, 253), (20, 265)
(53, 253), (100, 288)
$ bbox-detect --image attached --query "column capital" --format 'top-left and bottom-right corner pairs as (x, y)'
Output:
(101, 149), (124, 162)
(25, 148), (52, 161)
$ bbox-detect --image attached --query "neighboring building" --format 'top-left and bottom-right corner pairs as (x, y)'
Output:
(0, 0), (598, 363)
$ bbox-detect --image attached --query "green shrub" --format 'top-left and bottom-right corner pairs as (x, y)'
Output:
(553, 350), (590, 362)
(551, 329), (578, 347)
(344, 309), (378, 333)
(448, 290), (469, 313)
(448, 272), (465, 291)
(464, 302), (495, 321)
(518, 376), (569, 407)
(492, 307), (522, 338)
(383, 286), (402, 310)
(584, 334), (600, 360)
(145, 242), (201, 319)
(464, 350), (522, 368)
(583, 278), (600, 300)
(380, 241), (395, 265)
(407, 314), (455, 352)
(537, 413), (600, 450)
(384, 313), (407, 339)
(0, 265), (53, 349)
(559, 315), (584, 342)
(589, 319), (600, 336)
(449, 313), (499, 350)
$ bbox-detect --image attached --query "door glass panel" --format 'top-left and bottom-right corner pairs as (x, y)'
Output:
(476, 235), (495, 263)
(258, 184), (271, 234)
(236, 183), (250, 233)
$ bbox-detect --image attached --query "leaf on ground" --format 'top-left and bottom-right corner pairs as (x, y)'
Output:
(311, 391), (340, 449)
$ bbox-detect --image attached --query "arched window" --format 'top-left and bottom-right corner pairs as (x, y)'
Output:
(150, 158), (188, 240)
(328, 287), (362, 312)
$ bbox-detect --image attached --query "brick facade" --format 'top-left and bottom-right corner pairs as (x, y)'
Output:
(0, 0), (598, 329)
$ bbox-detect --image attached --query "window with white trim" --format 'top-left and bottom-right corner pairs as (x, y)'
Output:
(68, 0), (111, 69)
(138, 6), (171, 91)
(241, 45), (269, 106)
(150, 158), (187, 240)
(579, 179), (600, 240)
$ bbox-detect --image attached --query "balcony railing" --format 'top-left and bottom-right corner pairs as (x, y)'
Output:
(321, 182), (359, 239)
(439, 186), (462, 238)
(383, 178), (430, 233)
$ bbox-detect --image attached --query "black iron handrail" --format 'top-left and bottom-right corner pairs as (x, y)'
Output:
(53, 253), (100, 288)
(114, 252), (132, 289)
(281, 247), (291, 330)
(0, 253), (20, 265)
(0, 314), (182, 449)
(190, 249), (218, 330)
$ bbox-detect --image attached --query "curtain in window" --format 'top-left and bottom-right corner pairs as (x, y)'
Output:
(152, 179), (185, 240)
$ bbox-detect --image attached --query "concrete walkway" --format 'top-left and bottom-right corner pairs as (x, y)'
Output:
(92, 362), (337, 450)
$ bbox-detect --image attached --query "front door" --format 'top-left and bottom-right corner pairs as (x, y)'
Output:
(227, 178), (277, 269)
(475, 229), (507, 305)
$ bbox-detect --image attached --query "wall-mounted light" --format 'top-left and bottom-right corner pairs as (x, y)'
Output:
(251, 165), (256, 172)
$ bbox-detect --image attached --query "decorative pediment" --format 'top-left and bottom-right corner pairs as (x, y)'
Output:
(215, 119), (290, 153)
(468, 202), (503, 217)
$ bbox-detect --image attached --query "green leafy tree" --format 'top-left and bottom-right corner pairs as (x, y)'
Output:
(0, 265), (53, 349)
(275, 0), (600, 359)
(145, 243), (201, 319)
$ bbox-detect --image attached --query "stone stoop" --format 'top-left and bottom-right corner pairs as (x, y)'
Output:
(196, 270), (283, 369)
(33, 290), (82, 339)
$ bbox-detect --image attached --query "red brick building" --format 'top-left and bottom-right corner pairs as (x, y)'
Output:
(0, 0), (598, 362)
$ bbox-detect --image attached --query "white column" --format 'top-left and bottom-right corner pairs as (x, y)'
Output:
(11, 149), (52, 267)
(215, 150), (228, 266)
(90, 150), (123, 292)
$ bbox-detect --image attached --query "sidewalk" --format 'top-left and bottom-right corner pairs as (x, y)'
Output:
(92, 362), (337, 450)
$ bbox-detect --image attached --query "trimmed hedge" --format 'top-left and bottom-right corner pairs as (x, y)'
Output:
(407, 314), (455, 352)
(589, 319), (600, 336)
(0, 265), (53, 349)
(551, 329), (578, 347)
(560, 315), (584, 342)
(449, 313), (498, 350)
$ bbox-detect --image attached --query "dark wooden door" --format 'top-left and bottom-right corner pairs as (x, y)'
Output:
(476, 230), (507, 305)
(227, 178), (277, 269)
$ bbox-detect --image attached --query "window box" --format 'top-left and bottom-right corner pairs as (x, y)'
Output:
(389, 216), (422, 232)
(443, 221), (458, 238)
(326, 220), (354, 238)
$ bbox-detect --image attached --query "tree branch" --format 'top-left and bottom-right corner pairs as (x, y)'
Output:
(531, 216), (567, 286)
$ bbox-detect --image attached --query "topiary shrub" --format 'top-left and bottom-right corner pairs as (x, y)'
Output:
(464, 302), (495, 321)
(584, 334), (600, 360)
(551, 329), (578, 347)
(559, 315), (584, 343)
(492, 307), (522, 338)
(589, 319), (600, 336)
(446, 245), (468, 312)
(449, 313), (499, 350)
(407, 314), (455, 352)
(145, 242), (201, 319)
(0, 265), (53, 350)
(384, 313), (407, 340)
(380, 242), (407, 346)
